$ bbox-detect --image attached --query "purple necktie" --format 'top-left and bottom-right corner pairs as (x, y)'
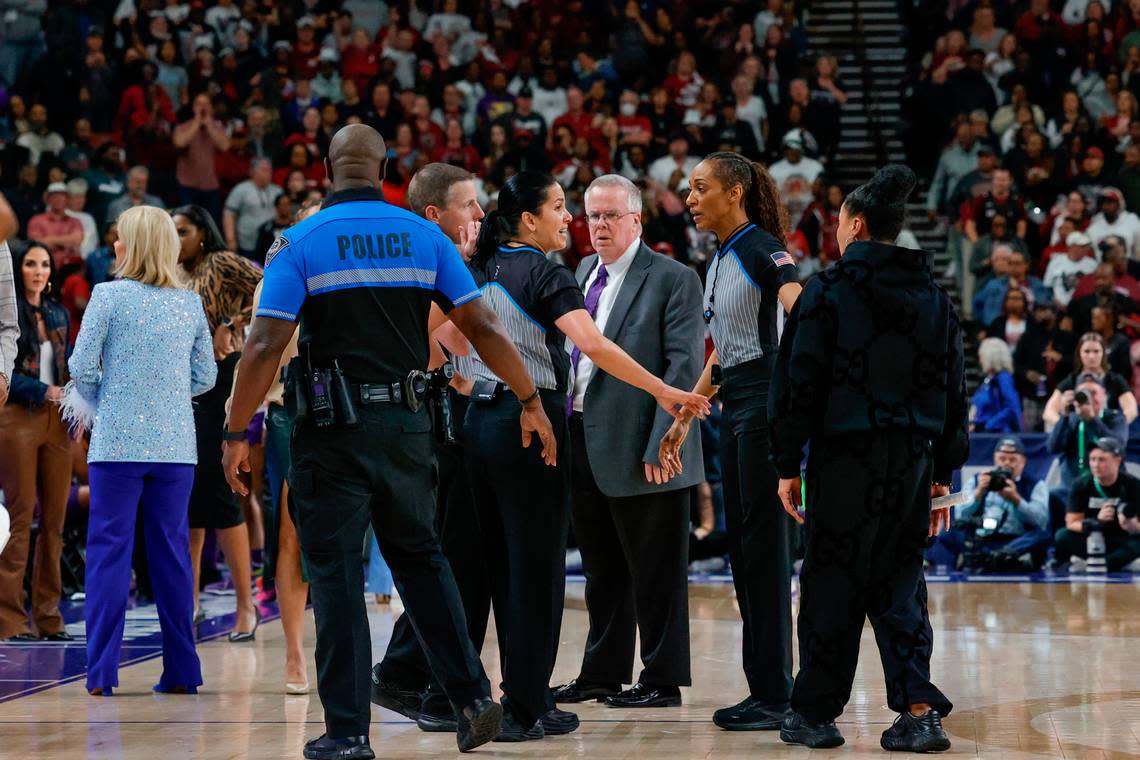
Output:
(568, 263), (608, 414)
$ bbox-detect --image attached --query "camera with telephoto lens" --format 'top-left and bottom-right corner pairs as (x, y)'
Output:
(1067, 389), (1090, 413)
(987, 466), (1014, 492)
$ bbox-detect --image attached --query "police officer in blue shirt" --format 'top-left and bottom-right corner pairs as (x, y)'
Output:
(222, 125), (555, 760)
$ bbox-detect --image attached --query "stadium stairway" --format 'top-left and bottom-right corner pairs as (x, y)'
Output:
(806, 0), (982, 388)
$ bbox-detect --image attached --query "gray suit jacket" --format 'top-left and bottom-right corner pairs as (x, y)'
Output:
(574, 243), (706, 498)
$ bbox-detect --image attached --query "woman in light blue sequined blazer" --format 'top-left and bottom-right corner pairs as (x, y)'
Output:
(63, 206), (216, 696)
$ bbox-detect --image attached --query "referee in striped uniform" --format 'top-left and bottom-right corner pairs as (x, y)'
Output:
(659, 152), (802, 731)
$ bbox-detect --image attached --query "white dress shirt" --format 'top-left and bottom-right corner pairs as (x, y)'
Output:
(571, 237), (639, 413)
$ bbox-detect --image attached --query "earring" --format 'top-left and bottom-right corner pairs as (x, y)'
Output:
(844, 236), (856, 247)
(45, 280), (52, 294)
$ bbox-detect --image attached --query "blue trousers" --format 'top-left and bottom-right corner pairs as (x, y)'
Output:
(925, 528), (1052, 569)
(85, 462), (202, 692)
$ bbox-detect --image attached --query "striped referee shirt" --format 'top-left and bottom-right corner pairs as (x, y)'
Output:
(703, 223), (799, 368)
(465, 244), (586, 391)
(0, 241), (17, 381)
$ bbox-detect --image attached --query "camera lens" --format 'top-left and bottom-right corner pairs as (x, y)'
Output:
(1075, 390), (1090, 405)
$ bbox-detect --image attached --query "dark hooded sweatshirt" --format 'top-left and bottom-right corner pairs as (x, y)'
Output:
(768, 241), (970, 483)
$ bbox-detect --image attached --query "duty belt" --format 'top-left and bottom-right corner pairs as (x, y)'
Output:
(354, 370), (429, 412)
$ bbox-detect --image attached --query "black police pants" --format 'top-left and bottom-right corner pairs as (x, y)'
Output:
(792, 432), (952, 723)
(378, 398), (492, 693)
(290, 404), (489, 738)
(719, 359), (794, 707)
(569, 414), (691, 687)
(464, 391), (570, 728)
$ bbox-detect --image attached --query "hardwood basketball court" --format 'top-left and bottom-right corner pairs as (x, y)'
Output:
(1, 577), (1138, 759)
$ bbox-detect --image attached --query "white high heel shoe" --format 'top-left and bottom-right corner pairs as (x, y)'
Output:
(286, 680), (310, 695)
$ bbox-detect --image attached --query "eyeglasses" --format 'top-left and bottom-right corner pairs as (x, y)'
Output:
(586, 210), (636, 226)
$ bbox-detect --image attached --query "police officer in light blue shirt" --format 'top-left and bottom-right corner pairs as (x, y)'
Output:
(220, 125), (555, 760)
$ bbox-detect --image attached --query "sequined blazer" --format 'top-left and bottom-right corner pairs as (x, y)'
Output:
(66, 279), (217, 464)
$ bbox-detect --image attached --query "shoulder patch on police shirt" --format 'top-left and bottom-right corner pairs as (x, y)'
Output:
(770, 250), (795, 267)
(265, 236), (289, 267)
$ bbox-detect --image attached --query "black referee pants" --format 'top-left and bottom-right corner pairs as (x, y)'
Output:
(463, 391), (570, 728)
(290, 404), (489, 738)
(792, 432), (952, 723)
(720, 359), (794, 707)
(569, 414), (691, 687)
(377, 395), (491, 694)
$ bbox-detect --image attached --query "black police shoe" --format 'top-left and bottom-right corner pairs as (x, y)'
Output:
(604, 683), (682, 708)
(416, 693), (458, 732)
(368, 665), (422, 720)
(456, 697), (503, 752)
(302, 734), (375, 760)
(779, 711), (845, 749)
(880, 710), (951, 753)
(712, 696), (788, 730)
(540, 707), (580, 735)
(551, 678), (622, 703)
(493, 705), (544, 743)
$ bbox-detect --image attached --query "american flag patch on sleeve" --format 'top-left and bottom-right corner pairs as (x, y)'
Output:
(770, 251), (795, 267)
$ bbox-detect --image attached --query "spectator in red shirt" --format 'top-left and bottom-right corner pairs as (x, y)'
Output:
(616, 89), (653, 148)
(341, 28), (380, 94)
(552, 86), (595, 149)
(409, 94), (445, 154)
(433, 119), (483, 175)
(964, 169), (1029, 243)
(28, 184), (84, 270)
(273, 143), (326, 191)
(1073, 237), (1140, 301)
(290, 16), (321, 81)
(115, 63), (177, 143)
(664, 51), (705, 110)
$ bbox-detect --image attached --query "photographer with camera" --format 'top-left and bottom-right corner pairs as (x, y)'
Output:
(1046, 380), (1129, 488)
(1054, 437), (1140, 572)
(925, 438), (1050, 571)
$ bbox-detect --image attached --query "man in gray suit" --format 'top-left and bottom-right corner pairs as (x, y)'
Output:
(552, 175), (705, 708)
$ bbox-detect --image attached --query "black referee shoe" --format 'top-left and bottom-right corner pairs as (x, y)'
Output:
(416, 694), (458, 733)
(368, 666), (422, 720)
(456, 697), (503, 752)
(880, 710), (951, 753)
(712, 696), (788, 730)
(540, 707), (580, 735)
(779, 711), (845, 749)
(302, 735), (374, 760)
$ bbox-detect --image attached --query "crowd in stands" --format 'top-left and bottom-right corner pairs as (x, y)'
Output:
(0, 0), (867, 639)
(901, 0), (1140, 573)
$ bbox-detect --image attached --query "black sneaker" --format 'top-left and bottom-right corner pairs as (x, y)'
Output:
(880, 710), (951, 753)
(494, 707), (544, 742)
(540, 707), (580, 735)
(368, 666), (422, 720)
(416, 694), (458, 733)
(712, 696), (788, 730)
(779, 711), (845, 749)
(302, 734), (375, 760)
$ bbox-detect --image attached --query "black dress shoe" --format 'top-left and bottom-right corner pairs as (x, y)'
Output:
(779, 711), (845, 749)
(712, 696), (788, 730)
(604, 683), (681, 708)
(416, 694), (458, 733)
(456, 697), (503, 752)
(540, 707), (580, 735)
(880, 710), (951, 753)
(41, 631), (74, 642)
(369, 666), (422, 720)
(302, 734), (375, 760)
(493, 707), (544, 743)
(551, 678), (622, 703)
(4, 633), (39, 642)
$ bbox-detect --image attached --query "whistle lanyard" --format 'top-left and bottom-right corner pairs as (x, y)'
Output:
(1093, 477), (1108, 499)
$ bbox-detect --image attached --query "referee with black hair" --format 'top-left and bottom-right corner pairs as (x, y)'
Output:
(222, 126), (553, 759)
(769, 165), (969, 753)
